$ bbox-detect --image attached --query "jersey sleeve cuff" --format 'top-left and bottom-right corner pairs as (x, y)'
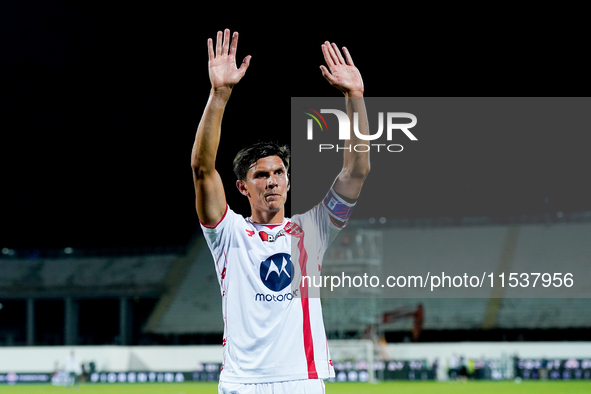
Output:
(329, 215), (349, 229)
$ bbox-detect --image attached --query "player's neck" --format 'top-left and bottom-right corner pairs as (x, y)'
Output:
(250, 208), (284, 224)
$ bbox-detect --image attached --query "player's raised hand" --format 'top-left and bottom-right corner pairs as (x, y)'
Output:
(320, 42), (364, 96)
(208, 29), (251, 91)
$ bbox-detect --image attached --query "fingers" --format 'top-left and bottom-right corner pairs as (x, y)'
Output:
(322, 41), (354, 71)
(229, 31), (239, 58)
(321, 44), (335, 68)
(319, 65), (337, 85)
(222, 29), (230, 56)
(239, 55), (252, 74)
(324, 41), (343, 66)
(211, 29), (240, 59)
(215, 30), (222, 57)
(207, 38), (214, 62)
(342, 47), (354, 66)
(331, 43), (346, 65)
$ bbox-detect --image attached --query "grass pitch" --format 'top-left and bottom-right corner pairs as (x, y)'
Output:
(3, 381), (591, 393)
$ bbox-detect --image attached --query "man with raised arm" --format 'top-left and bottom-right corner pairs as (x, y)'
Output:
(192, 29), (370, 394)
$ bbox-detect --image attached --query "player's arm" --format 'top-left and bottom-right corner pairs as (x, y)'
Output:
(320, 42), (370, 200)
(192, 29), (251, 226)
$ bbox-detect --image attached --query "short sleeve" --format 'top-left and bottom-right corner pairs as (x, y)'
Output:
(199, 204), (241, 283)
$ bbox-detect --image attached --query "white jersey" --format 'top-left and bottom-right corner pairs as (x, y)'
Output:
(200, 197), (343, 383)
(65, 355), (81, 375)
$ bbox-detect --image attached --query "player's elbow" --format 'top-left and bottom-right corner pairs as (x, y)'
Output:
(190, 145), (216, 175)
(191, 150), (216, 176)
(191, 159), (201, 175)
(349, 161), (370, 179)
(191, 162), (215, 180)
(340, 164), (370, 186)
(190, 153), (200, 171)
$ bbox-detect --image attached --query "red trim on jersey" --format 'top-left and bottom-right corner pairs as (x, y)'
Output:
(199, 204), (229, 229)
(297, 233), (318, 379)
(212, 245), (227, 285)
(325, 337), (331, 373)
(329, 215), (348, 229)
(221, 246), (228, 376)
(263, 224), (282, 229)
(221, 249), (229, 280)
(222, 303), (227, 374)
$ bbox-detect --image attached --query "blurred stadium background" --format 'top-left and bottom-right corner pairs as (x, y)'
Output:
(2, 1), (590, 392)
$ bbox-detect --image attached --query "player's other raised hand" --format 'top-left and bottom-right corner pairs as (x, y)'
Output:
(320, 42), (364, 97)
(208, 29), (251, 92)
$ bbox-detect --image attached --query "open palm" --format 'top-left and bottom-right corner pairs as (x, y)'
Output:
(208, 29), (251, 90)
(320, 42), (364, 96)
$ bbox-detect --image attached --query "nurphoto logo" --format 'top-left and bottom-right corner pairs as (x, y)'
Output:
(303, 107), (418, 153)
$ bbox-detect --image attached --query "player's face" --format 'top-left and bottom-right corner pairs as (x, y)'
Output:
(239, 155), (289, 215)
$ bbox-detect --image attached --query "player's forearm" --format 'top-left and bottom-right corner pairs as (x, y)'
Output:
(191, 88), (232, 174)
(343, 93), (370, 179)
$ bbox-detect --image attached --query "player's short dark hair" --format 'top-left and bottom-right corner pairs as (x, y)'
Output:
(233, 142), (290, 181)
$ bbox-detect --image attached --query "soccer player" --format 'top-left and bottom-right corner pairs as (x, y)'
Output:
(64, 350), (81, 388)
(192, 29), (370, 393)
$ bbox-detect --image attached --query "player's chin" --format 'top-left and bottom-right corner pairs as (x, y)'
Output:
(266, 201), (284, 211)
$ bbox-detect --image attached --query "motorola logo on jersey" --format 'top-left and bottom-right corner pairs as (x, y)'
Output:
(259, 253), (293, 292)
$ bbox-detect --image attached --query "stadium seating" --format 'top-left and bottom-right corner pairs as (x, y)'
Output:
(0, 254), (178, 295)
(143, 237), (223, 334)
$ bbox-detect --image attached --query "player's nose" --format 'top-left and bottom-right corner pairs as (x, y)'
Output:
(267, 174), (279, 188)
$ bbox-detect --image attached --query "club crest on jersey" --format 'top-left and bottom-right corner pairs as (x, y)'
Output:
(284, 222), (304, 238)
(259, 229), (285, 242)
(259, 253), (293, 292)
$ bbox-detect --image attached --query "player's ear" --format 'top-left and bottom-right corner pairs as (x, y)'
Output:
(236, 179), (250, 197)
(287, 176), (290, 192)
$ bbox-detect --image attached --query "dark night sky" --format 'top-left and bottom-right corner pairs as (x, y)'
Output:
(1, 3), (589, 249)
